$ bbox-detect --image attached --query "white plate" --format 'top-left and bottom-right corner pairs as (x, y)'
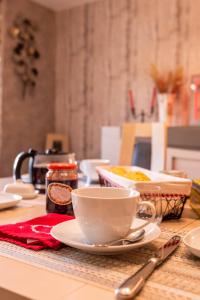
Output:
(183, 227), (200, 257)
(0, 192), (22, 210)
(51, 219), (161, 255)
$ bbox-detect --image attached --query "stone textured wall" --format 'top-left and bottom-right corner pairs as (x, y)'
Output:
(55, 0), (200, 160)
(0, 0), (56, 176)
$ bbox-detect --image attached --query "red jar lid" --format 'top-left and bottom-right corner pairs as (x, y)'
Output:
(47, 163), (77, 170)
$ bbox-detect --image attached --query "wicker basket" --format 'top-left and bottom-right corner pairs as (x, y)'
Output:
(97, 166), (191, 221)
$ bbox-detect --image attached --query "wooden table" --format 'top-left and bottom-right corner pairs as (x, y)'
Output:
(0, 178), (199, 300)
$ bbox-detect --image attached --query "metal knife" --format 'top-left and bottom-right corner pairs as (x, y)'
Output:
(115, 235), (181, 299)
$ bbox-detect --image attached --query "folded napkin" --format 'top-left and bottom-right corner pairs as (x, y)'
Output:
(0, 213), (74, 250)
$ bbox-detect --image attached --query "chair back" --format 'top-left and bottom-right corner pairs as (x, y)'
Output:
(119, 122), (167, 172)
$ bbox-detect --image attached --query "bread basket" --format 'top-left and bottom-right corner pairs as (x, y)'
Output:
(97, 166), (192, 220)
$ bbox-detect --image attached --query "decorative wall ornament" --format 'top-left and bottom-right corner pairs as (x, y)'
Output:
(9, 16), (40, 98)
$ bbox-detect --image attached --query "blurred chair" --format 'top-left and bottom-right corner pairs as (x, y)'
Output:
(132, 137), (151, 169)
(119, 123), (167, 171)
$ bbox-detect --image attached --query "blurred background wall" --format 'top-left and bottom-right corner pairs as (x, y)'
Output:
(55, 0), (200, 160)
(0, 0), (55, 176)
(1, 0), (200, 176)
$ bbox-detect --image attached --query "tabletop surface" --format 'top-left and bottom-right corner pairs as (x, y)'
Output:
(0, 178), (199, 300)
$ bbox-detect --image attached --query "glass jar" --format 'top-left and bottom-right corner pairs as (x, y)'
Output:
(46, 163), (78, 215)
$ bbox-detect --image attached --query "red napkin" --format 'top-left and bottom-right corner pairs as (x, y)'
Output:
(0, 213), (74, 250)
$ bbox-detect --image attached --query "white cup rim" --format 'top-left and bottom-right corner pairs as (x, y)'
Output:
(71, 187), (140, 200)
(81, 159), (110, 163)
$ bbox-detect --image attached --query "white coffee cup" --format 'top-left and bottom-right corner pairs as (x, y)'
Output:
(79, 159), (110, 184)
(71, 187), (156, 245)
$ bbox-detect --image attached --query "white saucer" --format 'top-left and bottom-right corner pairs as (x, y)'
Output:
(183, 227), (200, 257)
(0, 192), (22, 210)
(51, 219), (161, 255)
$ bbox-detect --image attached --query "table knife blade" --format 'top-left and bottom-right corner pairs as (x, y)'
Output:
(115, 235), (181, 299)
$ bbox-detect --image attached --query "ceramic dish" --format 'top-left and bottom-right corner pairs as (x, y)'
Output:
(20, 190), (39, 199)
(0, 192), (22, 210)
(96, 166), (191, 194)
(51, 218), (161, 255)
(183, 227), (200, 257)
(3, 180), (39, 199)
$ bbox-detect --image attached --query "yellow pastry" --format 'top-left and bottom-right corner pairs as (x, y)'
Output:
(109, 167), (150, 181)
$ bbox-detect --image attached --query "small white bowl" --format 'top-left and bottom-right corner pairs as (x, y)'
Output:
(183, 227), (200, 257)
(3, 180), (38, 200)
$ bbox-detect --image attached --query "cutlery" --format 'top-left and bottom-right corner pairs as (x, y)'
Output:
(115, 235), (181, 299)
(95, 229), (145, 247)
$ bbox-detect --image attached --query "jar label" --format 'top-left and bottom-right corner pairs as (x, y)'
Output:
(47, 183), (72, 206)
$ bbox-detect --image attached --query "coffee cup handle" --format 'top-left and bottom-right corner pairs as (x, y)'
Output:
(129, 201), (156, 233)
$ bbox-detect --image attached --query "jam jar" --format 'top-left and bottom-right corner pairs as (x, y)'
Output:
(46, 163), (78, 215)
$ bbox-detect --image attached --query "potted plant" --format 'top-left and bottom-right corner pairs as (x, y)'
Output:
(150, 65), (184, 124)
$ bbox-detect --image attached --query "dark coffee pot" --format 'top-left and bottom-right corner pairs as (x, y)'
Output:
(13, 148), (73, 193)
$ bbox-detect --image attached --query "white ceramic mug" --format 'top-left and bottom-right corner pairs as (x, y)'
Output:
(71, 187), (156, 245)
(79, 159), (110, 184)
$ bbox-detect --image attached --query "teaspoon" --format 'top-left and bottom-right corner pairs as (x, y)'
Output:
(95, 229), (145, 247)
